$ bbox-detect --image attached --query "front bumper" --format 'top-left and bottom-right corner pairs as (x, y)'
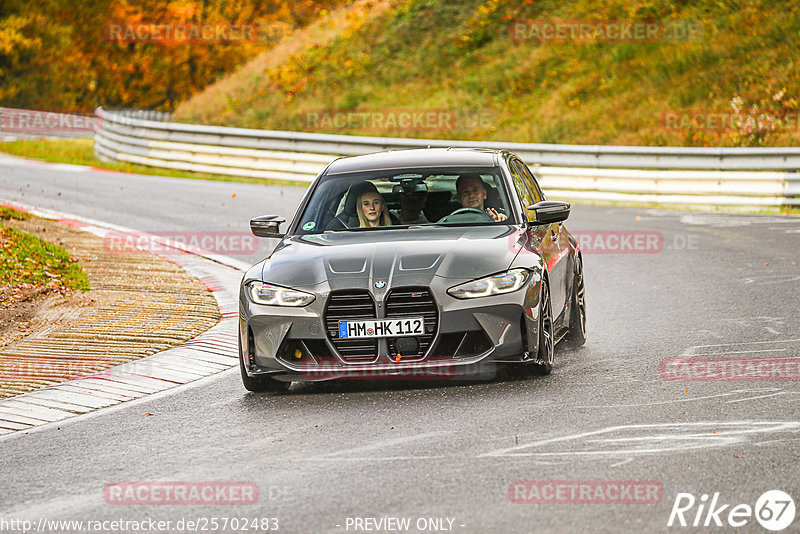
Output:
(239, 276), (543, 382)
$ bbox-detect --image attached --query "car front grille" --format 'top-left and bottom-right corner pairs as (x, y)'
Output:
(324, 287), (440, 363)
(325, 290), (379, 363)
(385, 287), (438, 360)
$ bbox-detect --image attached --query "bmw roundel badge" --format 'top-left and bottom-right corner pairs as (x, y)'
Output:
(374, 281), (387, 289)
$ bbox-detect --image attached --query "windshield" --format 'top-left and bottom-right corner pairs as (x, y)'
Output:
(294, 166), (514, 234)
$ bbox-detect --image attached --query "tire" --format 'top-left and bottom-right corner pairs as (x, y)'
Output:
(563, 255), (587, 349)
(239, 337), (291, 393)
(532, 278), (554, 375)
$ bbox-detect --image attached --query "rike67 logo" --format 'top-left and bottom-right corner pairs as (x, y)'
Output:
(668, 490), (796, 531)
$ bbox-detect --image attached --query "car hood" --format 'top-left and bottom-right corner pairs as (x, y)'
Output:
(256, 226), (524, 290)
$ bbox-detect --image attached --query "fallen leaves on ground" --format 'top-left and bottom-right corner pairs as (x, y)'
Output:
(0, 225), (89, 291)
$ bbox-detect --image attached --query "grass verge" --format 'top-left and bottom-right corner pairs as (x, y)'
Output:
(0, 206), (31, 221)
(0, 209), (89, 292)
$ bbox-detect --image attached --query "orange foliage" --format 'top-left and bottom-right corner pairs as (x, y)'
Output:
(0, 0), (351, 112)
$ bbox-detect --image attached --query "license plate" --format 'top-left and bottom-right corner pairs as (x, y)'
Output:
(338, 317), (424, 339)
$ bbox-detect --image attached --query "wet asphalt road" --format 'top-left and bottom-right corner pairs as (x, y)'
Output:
(1, 156), (799, 533)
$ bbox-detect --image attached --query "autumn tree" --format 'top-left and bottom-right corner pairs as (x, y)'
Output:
(0, 0), (350, 112)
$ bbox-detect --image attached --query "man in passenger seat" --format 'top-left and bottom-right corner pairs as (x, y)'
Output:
(455, 173), (507, 222)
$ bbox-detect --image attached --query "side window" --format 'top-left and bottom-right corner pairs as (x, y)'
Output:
(515, 160), (544, 203)
(508, 161), (536, 222)
(480, 172), (510, 215)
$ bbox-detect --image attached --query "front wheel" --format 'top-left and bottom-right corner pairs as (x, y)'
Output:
(239, 337), (290, 393)
(563, 255), (587, 349)
(532, 278), (554, 375)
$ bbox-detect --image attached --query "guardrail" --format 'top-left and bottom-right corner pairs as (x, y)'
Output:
(94, 108), (800, 209)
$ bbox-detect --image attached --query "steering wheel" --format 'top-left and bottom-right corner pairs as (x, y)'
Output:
(438, 207), (495, 223)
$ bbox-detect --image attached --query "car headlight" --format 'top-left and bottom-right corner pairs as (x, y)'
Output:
(447, 269), (530, 299)
(247, 281), (315, 306)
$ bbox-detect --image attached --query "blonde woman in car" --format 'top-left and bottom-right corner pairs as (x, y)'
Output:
(355, 182), (392, 228)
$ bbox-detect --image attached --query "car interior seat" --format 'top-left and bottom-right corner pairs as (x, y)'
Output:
(484, 182), (502, 209)
(324, 187), (359, 230)
(424, 191), (453, 222)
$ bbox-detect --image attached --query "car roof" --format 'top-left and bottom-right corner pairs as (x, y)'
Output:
(324, 148), (504, 175)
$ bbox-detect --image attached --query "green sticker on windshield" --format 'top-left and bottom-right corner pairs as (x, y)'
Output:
(302, 221), (316, 230)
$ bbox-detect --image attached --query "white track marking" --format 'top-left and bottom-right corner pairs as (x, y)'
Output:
(691, 348), (788, 356)
(316, 431), (453, 458)
(610, 458), (634, 468)
(679, 213), (800, 228)
(741, 274), (800, 285)
(725, 391), (788, 404)
(571, 389), (785, 409)
(480, 421), (800, 458)
(680, 338), (800, 357)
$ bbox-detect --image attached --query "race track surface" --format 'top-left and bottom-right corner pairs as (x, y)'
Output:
(1, 158), (799, 533)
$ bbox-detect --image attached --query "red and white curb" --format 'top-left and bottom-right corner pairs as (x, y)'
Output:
(0, 201), (249, 435)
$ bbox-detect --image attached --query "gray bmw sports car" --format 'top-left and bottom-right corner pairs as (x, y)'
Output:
(239, 148), (586, 391)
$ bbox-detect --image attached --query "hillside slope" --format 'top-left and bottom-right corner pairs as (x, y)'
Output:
(173, 0), (395, 124)
(173, 0), (800, 147)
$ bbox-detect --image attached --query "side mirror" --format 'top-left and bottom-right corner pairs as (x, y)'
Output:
(250, 215), (286, 238)
(527, 201), (570, 225)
